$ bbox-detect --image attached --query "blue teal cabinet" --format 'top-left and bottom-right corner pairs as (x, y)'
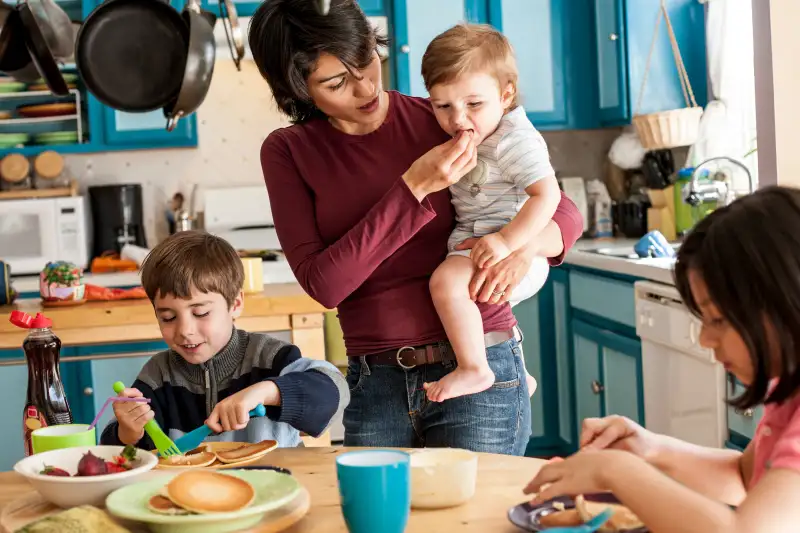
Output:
(516, 268), (574, 458)
(594, 0), (707, 125)
(0, 364), (30, 472)
(488, 0), (570, 128)
(392, 0), (487, 97)
(571, 319), (644, 439)
(99, 107), (198, 148)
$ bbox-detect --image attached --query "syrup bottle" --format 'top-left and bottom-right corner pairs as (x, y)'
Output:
(9, 310), (73, 456)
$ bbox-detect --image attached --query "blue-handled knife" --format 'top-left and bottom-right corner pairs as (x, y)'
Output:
(173, 404), (267, 454)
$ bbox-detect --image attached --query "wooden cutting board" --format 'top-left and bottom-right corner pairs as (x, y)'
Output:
(0, 486), (310, 533)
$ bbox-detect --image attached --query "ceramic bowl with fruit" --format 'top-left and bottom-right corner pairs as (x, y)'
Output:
(13, 445), (159, 508)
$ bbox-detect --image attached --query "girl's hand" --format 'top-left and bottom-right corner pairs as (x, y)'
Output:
(455, 239), (533, 304)
(471, 233), (513, 269)
(524, 449), (637, 503)
(402, 131), (477, 201)
(580, 416), (662, 460)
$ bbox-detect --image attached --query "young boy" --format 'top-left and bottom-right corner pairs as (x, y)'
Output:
(100, 230), (349, 449)
(421, 24), (561, 402)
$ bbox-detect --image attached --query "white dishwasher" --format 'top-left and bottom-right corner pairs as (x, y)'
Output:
(634, 280), (728, 448)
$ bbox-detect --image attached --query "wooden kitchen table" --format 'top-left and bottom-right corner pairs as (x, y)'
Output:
(0, 447), (545, 532)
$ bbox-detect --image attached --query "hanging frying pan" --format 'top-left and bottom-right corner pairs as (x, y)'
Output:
(17, 0), (67, 95)
(163, 0), (215, 132)
(75, 0), (188, 112)
(0, 5), (37, 80)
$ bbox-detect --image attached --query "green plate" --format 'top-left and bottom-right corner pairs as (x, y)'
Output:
(105, 470), (301, 533)
(34, 131), (78, 145)
(0, 82), (26, 93)
(0, 133), (30, 146)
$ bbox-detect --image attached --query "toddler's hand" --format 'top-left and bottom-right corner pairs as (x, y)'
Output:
(471, 233), (513, 268)
(112, 388), (153, 445)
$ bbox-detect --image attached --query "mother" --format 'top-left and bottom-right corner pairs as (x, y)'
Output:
(248, 0), (583, 455)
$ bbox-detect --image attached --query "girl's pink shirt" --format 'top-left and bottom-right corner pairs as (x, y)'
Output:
(751, 388), (800, 487)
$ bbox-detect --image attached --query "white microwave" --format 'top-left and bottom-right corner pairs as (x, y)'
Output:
(0, 196), (90, 276)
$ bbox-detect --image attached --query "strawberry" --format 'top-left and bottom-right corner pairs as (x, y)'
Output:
(105, 461), (128, 474)
(40, 465), (70, 477)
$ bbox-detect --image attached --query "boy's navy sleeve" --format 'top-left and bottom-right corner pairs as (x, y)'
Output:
(265, 345), (349, 437)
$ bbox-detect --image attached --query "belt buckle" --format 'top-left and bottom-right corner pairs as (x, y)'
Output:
(396, 346), (417, 370)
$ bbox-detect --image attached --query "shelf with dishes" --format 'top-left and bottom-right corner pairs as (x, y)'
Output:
(0, 74), (85, 151)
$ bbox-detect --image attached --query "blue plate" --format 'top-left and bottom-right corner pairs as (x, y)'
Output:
(507, 493), (648, 532)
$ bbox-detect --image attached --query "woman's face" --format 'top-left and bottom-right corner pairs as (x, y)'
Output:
(307, 51), (387, 134)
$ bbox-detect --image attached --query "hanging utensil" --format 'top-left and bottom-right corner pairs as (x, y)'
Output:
(163, 0), (215, 131)
(76, 0), (188, 112)
(17, 0), (67, 95)
(25, 0), (73, 60)
(218, 0), (243, 70)
(316, 0), (331, 15)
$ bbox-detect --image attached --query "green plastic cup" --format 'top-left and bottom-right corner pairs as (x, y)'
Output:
(31, 424), (97, 454)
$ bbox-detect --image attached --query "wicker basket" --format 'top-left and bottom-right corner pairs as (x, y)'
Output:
(633, 106), (703, 151)
(632, 1), (703, 151)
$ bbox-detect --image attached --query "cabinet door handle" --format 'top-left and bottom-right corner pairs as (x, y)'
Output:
(591, 380), (604, 394)
(83, 387), (93, 396)
(609, 33), (619, 41)
(735, 408), (754, 418)
(400, 44), (410, 54)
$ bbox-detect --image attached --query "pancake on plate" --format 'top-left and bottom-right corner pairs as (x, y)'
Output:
(147, 494), (191, 515)
(575, 495), (644, 532)
(157, 451), (217, 469)
(165, 470), (256, 514)
(214, 440), (277, 464)
(538, 508), (584, 528)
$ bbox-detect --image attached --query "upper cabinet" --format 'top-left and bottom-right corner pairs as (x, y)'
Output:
(594, 0), (708, 126)
(392, 0), (483, 97)
(392, 0), (707, 131)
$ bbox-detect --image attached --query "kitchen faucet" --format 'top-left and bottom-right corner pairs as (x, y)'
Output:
(683, 156), (755, 207)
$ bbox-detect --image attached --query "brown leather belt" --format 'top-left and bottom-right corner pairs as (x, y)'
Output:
(366, 328), (517, 368)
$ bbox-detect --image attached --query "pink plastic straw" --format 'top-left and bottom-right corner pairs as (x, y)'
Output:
(89, 396), (151, 430)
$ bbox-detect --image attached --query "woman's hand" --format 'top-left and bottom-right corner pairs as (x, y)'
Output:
(523, 449), (639, 503)
(402, 130), (477, 201)
(456, 238), (533, 304)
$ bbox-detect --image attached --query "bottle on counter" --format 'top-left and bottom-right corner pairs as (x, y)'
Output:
(9, 310), (73, 456)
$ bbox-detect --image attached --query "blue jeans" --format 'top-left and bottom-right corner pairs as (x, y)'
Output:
(342, 338), (531, 455)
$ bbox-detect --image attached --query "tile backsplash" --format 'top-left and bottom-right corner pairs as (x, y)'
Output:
(63, 58), (625, 247)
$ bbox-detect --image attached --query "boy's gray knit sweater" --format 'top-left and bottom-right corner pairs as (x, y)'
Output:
(100, 329), (349, 449)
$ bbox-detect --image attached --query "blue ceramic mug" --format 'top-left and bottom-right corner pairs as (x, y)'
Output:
(336, 450), (410, 533)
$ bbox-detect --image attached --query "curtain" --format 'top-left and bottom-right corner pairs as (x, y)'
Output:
(687, 0), (758, 193)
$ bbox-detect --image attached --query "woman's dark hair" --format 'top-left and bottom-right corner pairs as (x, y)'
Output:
(248, 0), (388, 123)
(674, 185), (800, 409)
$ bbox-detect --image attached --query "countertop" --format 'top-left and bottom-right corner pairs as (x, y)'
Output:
(0, 283), (328, 350)
(564, 238), (676, 285)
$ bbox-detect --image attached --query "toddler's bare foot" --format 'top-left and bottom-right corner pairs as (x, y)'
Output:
(527, 374), (537, 398)
(423, 366), (495, 402)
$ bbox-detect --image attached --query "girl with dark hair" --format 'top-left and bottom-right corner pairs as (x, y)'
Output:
(524, 186), (800, 532)
(248, 0), (583, 455)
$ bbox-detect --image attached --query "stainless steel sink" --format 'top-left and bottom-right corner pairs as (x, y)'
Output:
(582, 242), (680, 259)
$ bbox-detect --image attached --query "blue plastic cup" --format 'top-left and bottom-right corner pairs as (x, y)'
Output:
(336, 450), (411, 533)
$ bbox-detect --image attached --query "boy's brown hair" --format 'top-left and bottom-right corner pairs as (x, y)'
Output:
(141, 230), (244, 308)
(421, 23), (519, 108)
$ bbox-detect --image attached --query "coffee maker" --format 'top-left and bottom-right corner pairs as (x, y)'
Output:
(87, 184), (147, 259)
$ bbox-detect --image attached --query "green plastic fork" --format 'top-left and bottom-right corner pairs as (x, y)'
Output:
(112, 381), (181, 457)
